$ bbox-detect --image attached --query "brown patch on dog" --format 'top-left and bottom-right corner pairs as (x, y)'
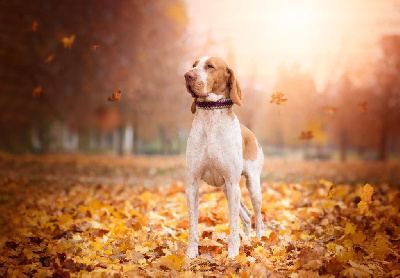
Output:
(240, 124), (258, 161)
(191, 99), (197, 114)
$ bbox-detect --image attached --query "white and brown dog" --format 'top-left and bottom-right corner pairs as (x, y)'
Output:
(184, 56), (264, 259)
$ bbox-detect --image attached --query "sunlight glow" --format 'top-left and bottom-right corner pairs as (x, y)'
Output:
(274, 2), (318, 39)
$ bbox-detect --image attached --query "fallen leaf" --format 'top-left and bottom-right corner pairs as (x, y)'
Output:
(357, 184), (374, 216)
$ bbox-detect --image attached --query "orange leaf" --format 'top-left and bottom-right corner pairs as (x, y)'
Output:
(358, 102), (367, 114)
(323, 106), (338, 115)
(31, 20), (39, 32)
(45, 54), (55, 63)
(33, 86), (43, 98)
(298, 131), (313, 140)
(108, 90), (122, 102)
(91, 45), (100, 51)
(270, 92), (287, 106)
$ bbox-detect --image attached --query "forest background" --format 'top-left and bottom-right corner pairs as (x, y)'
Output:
(1, 0), (400, 162)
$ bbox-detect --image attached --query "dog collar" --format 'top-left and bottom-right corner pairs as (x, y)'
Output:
(196, 98), (233, 110)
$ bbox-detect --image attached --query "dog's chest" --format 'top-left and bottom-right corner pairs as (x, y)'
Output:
(187, 111), (243, 186)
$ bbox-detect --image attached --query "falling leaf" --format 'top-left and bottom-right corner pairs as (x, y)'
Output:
(45, 53), (55, 63)
(270, 92), (288, 106)
(31, 20), (39, 32)
(357, 184), (374, 216)
(298, 131), (313, 140)
(62, 35), (76, 49)
(91, 45), (100, 50)
(358, 102), (367, 114)
(323, 106), (338, 115)
(108, 90), (122, 102)
(33, 86), (43, 98)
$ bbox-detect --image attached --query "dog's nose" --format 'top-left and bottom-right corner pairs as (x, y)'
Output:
(185, 71), (196, 81)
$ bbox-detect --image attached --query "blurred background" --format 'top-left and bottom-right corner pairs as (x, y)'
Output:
(1, 0), (400, 162)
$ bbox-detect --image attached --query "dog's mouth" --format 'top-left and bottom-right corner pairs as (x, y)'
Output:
(186, 83), (208, 98)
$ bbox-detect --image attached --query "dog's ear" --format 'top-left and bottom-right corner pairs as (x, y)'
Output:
(191, 98), (197, 114)
(227, 67), (243, 106)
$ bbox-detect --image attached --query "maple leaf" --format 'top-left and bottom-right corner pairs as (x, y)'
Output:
(45, 54), (55, 63)
(31, 20), (39, 32)
(322, 106), (338, 115)
(298, 131), (313, 140)
(358, 102), (367, 114)
(33, 86), (43, 98)
(357, 184), (373, 216)
(234, 253), (248, 263)
(344, 222), (356, 235)
(108, 90), (122, 102)
(62, 35), (76, 49)
(270, 92), (288, 106)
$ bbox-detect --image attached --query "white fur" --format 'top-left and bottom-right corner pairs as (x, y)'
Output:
(194, 56), (210, 95)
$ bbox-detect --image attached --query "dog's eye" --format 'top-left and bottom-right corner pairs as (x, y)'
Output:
(192, 64), (196, 68)
(207, 64), (215, 69)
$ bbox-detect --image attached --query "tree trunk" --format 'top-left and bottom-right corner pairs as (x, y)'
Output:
(339, 129), (347, 162)
(122, 123), (133, 155)
(133, 124), (139, 154)
(378, 125), (388, 161)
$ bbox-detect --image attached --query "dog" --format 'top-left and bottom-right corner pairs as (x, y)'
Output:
(184, 56), (264, 259)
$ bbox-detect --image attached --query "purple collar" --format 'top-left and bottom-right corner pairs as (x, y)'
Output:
(196, 98), (233, 110)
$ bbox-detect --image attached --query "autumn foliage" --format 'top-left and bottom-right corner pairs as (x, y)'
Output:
(0, 155), (399, 277)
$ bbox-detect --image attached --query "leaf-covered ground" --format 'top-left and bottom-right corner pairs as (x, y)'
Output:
(0, 154), (399, 277)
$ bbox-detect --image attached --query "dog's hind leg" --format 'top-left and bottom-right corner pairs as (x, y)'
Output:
(222, 185), (251, 236)
(244, 173), (264, 239)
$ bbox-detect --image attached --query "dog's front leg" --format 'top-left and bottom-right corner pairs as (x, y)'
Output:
(186, 180), (199, 258)
(226, 183), (241, 259)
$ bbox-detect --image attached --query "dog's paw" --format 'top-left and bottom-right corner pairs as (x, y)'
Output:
(227, 248), (239, 259)
(256, 221), (264, 239)
(227, 237), (240, 259)
(186, 246), (198, 259)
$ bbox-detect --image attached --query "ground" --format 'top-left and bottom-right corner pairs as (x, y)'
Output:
(0, 153), (399, 277)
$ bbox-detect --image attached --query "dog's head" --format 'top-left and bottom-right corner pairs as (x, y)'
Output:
(184, 56), (242, 113)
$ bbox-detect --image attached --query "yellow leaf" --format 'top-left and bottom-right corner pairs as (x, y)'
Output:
(344, 223), (356, 235)
(215, 224), (230, 234)
(357, 184), (373, 216)
(92, 238), (103, 251)
(199, 238), (223, 247)
(327, 184), (334, 199)
(62, 35), (75, 49)
(234, 253), (247, 263)
(163, 254), (185, 271)
(351, 232), (366, 244)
